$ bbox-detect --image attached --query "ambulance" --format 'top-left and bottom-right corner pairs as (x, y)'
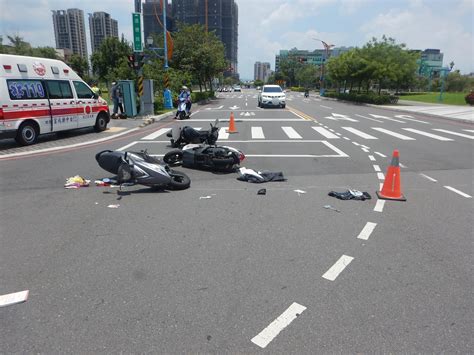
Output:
(0, 54), (110, 145)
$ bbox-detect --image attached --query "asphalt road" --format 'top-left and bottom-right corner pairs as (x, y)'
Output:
(1, 89), (473, 352)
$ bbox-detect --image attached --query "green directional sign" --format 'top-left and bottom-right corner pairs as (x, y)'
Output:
(132, 13), (143, 52)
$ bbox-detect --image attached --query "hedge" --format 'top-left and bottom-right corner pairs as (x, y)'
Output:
(325, 92), (399, 105)
(465, 91), (474, 106)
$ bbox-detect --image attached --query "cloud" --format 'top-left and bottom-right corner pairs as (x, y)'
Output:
(360, 3), (474, 73)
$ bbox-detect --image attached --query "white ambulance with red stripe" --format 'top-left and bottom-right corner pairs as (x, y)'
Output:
(0, 54), (110, 145)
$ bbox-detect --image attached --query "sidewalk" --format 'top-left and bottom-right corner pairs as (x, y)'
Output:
(377, 100), (474, 123)
(318, 95), (474, 124)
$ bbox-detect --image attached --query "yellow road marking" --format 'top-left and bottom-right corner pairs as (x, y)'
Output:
(287, 105), (318, 122)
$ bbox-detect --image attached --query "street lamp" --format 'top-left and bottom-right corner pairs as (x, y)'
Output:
(312, 38), (334, 96)
(438, 61), (454, 102)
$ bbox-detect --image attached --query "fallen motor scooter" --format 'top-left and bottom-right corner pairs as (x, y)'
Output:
(166, 119), (219, 148)
(95, 150), (190, 190)
(163, 144), (245, 172)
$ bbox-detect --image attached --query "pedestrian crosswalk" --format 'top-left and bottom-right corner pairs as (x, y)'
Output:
(140, 125), (473, 143)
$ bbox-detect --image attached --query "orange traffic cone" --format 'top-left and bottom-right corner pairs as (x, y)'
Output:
(227, 112), (238, 133)
(376, 150), (406, 201)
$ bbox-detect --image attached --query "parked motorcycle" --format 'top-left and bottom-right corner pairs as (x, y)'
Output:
(95, 150), (190, 190)
(163, 144), (245, 172)
(166, 119), (219, 148)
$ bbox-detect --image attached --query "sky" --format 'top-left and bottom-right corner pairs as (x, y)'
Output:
(1, 0), (473, 80)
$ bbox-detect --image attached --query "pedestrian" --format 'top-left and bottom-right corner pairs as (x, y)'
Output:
(117, 88), (125, 115)
(111, 81), (119, 118)
(91, 82), (101, 97)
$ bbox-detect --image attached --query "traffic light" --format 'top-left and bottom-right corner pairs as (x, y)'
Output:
(127, 54), (135, 69)
(135, 53), (145, 69)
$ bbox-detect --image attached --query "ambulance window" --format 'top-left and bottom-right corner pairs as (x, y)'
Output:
(45, 81), (73, 99)
(7, 79), (46, 100)
(73, 81), (94, 99)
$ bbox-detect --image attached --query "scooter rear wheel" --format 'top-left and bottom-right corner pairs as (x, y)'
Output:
(163, 150), (183, 165)
(167, 169), (191, 190)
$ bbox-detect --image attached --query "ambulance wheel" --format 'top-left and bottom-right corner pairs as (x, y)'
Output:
(94, 113), (108, 132)
(16, 121), (38, 146)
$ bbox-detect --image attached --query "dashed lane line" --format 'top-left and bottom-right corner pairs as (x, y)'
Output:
(444, 186), (472, 198)
(368, 155), (376, 161)
(0, 290), (29, 308)
(342, 127), (378, 140)
(251, 302), (307, 349)
(373, 165), (381, 172)
(377, 172), (385, 180)
(322, 255), (354, 281)
(374, 199), (385, 213)
(320, 105), (333, 109)
(419, 173), (437, 182)
(357, 222), (377, 240)
(374, 151), (387, 158)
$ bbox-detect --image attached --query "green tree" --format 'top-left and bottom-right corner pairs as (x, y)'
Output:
(68, 54), (89, 78)
(32, 46), (58, 59)
(254, 79), (264, 87)
(446, 71), (472, 92)
(91, 36), (134, 82)
(6, 35), (33, 56)
(296, 64), (320, 88)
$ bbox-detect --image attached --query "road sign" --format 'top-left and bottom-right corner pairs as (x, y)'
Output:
(132, 13), (143, 52)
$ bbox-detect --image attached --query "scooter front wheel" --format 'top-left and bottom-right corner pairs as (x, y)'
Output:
(163, 150), (183, 165)
(167, 169), (191, 190)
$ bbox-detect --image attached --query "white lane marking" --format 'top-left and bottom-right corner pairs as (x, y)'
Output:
(312, 127), (339, 139)
(352, 142), (360, 146)
(360, 145), (370, 149)
(372, 127), (415, 140)
(394, 115), (430, 124)
(188, 118), (303, 121)
(463, 129), (474, 133)
(0, 128), (140, 160)
(335, 132), (342, 136)
(433, 129), (474, 140)
(399, 163), (407, 168)
(444, 186), (472, 198)
(329, 129), (335, 132)
(343, 137), (350, 140)
(419, 173), (437, 182)
(368, 155), (376, 161)
(321, 140), (350, 157)
(320, 105), (332, 109)
(0, 290), (29, 308)
(375, 151), (387, 158)
(141, 128), (171, 140)
(373, 164), (381, 172)
(117, 141), (139, 151)
(377, 172), (385, 180)
(245, 102), (248, 106)
(379, 182), (384, 190)
(218, 127), (229, 139)
(322, 255), (354, 281)
(342, 127), (378, 139)
(251, 302), (307, 349)
(251, 127), (265, 139)
(282, 126), (302, 139)
(369, 114), (405, 123)
(355, 114), (383, 123)
(402, 128), (453, 141)
(357, 222), (377, 240)
(374, 199), (385, 212)
(362, 148), (369, 152)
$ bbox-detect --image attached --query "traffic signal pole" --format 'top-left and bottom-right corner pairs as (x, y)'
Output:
(162, 1), (173, 109)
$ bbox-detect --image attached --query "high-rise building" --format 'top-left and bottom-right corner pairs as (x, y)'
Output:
(142, 0), (173, 43)
(89, 12), (119, 53)
(170, 0), (238, 78)
(52, 9), (88, 59)
(254, 61), (270, 82)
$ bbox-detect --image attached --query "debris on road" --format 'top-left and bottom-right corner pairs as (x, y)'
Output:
(64, 175), (90, 189)
(95, 178), (116, 186)
(328, 189), (372, 201)
(237, 167), (286, 183)
(257, 188), (266, 195)
(107, 204), (120, 208)
(323, 205), (341, 213)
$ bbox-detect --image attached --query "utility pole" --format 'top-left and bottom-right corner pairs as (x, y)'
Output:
(162, 0), (173, 109)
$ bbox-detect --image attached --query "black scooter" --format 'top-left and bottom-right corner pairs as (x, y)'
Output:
(163, 143), (245, 172)
(95, 150), (190, 190)
(167, 119), (219, 148)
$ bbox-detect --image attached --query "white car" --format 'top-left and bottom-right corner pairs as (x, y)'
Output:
(233, 86), (241, 92)
(257, 85), (286, 108)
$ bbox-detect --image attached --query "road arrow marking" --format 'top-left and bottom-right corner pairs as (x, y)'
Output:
(324, 113), (358, 122)
(394, 114), (429, 124)
(229, 105), (240, 109)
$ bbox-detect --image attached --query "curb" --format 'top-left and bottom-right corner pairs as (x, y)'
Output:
(138, 112), (174, 128)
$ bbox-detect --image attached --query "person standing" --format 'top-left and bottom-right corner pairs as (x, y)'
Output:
(111, 81), (119, 117)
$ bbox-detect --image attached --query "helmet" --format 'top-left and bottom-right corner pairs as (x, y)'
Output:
(181, 85), (188, 90)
